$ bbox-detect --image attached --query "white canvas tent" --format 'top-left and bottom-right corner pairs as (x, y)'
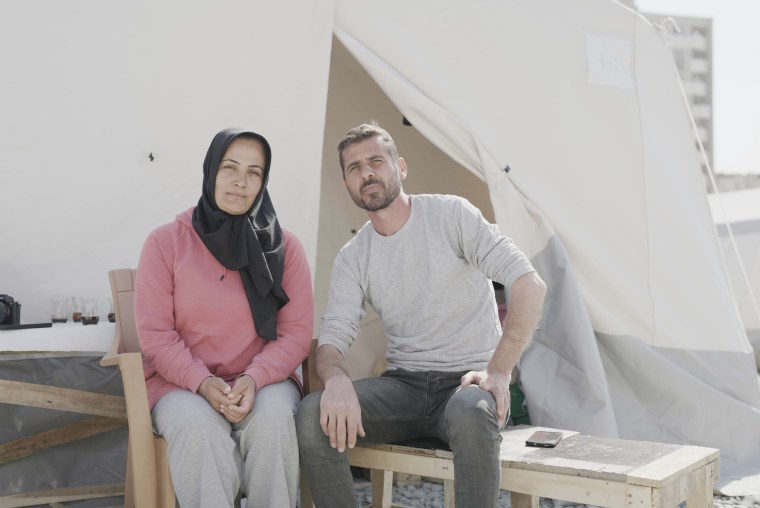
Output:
(709, 188), (760, 370)
(2, 0), (760, 496)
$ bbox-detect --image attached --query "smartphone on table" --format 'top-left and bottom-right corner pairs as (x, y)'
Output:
(525, 431), (563, 448)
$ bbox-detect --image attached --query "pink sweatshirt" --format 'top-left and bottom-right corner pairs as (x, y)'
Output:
(135, 207), (314, 409)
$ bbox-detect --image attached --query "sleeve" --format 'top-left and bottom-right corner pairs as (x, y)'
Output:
(451, 197), (536, 289)
(316, 248), (366, 356)
(134, 228), (213, 392)
(244, 230), (314, 390)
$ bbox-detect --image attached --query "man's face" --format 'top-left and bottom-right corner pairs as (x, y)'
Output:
(341, 136), (406, 212)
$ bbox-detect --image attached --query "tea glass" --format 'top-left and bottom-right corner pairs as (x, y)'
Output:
(81, 297), (99, 325)
(51, 297), (68, 323)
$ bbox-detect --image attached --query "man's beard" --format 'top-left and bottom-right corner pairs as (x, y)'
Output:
(349, 176), (401, 212)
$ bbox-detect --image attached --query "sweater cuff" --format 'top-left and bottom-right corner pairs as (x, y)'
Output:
(244, 366), (270, 392)
(188, 367), (214, 394)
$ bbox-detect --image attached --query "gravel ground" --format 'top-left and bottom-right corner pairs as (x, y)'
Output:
(350, 477), (760, 508)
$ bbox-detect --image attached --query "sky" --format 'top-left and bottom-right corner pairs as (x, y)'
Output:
(634, 0), (760, 175)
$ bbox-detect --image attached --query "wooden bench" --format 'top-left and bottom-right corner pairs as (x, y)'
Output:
(342, 424), (719, 508)
(299, 341), (719, 508)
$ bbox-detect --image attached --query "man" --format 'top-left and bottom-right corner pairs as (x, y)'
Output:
(297, 122), (546, 507)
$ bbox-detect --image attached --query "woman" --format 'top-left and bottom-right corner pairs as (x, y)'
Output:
(135, 128), (313, 507)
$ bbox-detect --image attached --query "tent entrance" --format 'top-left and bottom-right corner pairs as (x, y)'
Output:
(317, 37), (494, 380)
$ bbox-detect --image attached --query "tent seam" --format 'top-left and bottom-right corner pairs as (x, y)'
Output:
(635, 18), (658, 343)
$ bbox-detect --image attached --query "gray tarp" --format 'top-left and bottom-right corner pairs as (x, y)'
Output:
(0, 354), (127, 505)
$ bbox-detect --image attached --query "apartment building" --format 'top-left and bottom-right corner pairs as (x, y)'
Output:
(643, 12), (714, 176)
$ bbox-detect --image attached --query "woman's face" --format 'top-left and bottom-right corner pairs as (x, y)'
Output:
(214, 137), (266, 215)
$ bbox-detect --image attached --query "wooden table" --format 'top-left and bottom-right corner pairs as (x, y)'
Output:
(346, 425), (719, 508)
(0, 321), (114, 353)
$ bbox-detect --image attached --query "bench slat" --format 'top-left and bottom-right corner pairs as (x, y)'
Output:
(628, 445), (720, 486)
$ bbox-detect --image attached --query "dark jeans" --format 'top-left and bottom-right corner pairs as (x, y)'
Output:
(296, 370), (507, 507)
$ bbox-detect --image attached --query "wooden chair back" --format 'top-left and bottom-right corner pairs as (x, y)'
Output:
(109, 268), (140, 355)
(101, 268), (175, 508)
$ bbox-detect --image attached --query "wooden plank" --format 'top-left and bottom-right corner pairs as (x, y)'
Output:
(0, 416), (126, 466)
(502, 467), (632, 507)
(368, 443), (443, 458)
(506, 454), (633, 482)
(505, 434), (680, 482)
(512, 492), (539, 508)
(625, 484), (653, 508)
(0, 483), (124, 508)
(651, 474), (686, 508)
(443, 480), (455, 508)
(112, 268), (135, 292)
(348, 447), (454, 480)
(627, 446), (719, 487)
(685, 463), (715, 508)
(0, 379), (126, 419)
(371, 469), (393, 508)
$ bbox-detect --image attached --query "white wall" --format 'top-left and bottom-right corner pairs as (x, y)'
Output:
(0, 1), (333, 323)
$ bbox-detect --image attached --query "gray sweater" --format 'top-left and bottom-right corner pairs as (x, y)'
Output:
(318, 194), (535, 372)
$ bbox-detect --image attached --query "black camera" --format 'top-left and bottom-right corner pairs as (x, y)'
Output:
(0, 295), (21, 325)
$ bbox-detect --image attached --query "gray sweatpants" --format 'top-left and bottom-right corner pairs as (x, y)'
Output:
(153, 379), (301, 508)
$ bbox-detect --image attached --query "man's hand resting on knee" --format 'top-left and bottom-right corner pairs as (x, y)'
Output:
(320, 374), (366, 452)
(315, 344), (366, 453)
(460, 369), (511, 427)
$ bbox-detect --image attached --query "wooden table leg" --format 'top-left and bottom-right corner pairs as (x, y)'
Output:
(443, 479), (455, 508)
(686, 465), (714, 508)
(512, 492), (539, 508)
(371, 469), (393, 508)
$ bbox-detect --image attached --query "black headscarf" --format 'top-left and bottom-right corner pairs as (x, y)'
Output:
(192, 128), (289, 340)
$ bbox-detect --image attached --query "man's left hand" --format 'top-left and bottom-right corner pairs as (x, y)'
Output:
(460, 369), (511, 427)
